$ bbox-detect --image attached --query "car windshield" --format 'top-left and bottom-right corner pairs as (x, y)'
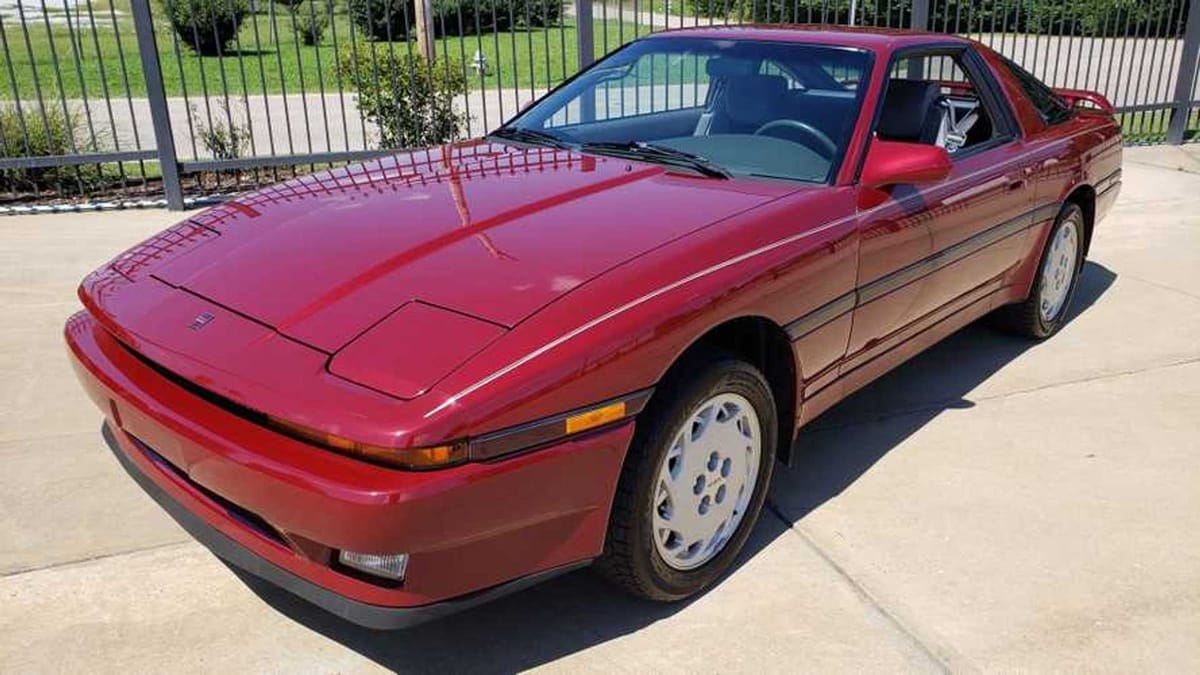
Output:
(498, 37), (871, 183)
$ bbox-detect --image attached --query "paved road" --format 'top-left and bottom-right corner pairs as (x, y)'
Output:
(1, 145), (1199, 672)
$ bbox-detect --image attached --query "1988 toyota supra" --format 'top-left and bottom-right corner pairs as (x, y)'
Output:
(66, 25), (1121, 628)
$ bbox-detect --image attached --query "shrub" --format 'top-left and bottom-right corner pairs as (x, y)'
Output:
(733, 0), (1185, 37)
(348, 0), (563, 40)
(192, 102), (251, 161)
(684, 0), (730, 19)
(0, 105), (100, 193)
(428, 0), (482, 35)
(347, 0), (410, 40)
(161, 0), (250, 55)
(513, 0), (564, 28)
(1020, 0), (1182, 37)
(736, 0), (908, 25)
(337, 45), (468, 147)
(294, 0), (332, 45)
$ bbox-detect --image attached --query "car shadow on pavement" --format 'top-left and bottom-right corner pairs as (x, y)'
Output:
(769, 261), (1117, 522)
(229, 261), (1116, 673)
(227, 514), (794, 672)
(225, 511), (796, 667)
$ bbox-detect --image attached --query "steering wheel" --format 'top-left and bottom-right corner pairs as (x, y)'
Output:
(753, 119), (838, 158)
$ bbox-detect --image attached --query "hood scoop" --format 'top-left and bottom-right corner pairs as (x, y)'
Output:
(328, 302), (505, 400)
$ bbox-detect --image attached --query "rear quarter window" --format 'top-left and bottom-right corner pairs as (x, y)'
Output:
(998, 57), (1073, 126)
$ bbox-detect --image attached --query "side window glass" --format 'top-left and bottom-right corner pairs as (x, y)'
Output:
(760, 59), (865, 91)
(878, 53), (1001, 155)
(999, 57), (1073, 126)
(760, 61), (803, 90)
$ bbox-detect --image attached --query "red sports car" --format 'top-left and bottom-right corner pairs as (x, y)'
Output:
(66, 26), (1121, 628)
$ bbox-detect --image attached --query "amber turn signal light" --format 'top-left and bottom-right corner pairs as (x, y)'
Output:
(468, 390), (652, 461)
(564, 401), (627, 434)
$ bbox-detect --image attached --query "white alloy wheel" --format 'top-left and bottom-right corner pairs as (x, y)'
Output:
(1038, 215), (1080, 323)
(651, 392), (763, 571)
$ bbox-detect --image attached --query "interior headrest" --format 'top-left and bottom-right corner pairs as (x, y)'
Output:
(877, 79), (942, 142)
(719, 74), (789, 127)
(706, 57), (758, 79)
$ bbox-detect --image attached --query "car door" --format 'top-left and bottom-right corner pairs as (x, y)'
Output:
(844, 48), (1037, 368)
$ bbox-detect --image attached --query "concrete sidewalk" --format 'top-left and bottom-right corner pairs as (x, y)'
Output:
(1, 145), (1198, 672)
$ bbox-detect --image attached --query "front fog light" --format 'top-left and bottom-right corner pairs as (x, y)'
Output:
(338, 551), (409, 581)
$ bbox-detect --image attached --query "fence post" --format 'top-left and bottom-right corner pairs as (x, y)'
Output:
(575, 0), (595, 70)
(910, 0), (930, 31)
(130, 0), (184, 210)
(414, 0), (436, 61)
(908, 0), (930, 79)
(1167, 1), (1200, 145)
(574, 0), (595, 122)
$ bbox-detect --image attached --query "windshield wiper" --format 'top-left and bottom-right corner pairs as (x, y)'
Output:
(579, 141), (732, 179)
(488, 126), (575, 150)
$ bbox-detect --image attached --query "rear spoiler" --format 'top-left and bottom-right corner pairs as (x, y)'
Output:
(1054, 88), (1116, 115)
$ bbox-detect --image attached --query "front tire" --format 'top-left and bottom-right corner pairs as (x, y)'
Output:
(994, 203), (1086, 339)
(595, 351), (777, 601)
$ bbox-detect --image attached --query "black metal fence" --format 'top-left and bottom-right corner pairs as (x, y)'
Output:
(0, 0), (1197, 209)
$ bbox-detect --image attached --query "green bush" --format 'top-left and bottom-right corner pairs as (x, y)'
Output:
(161, 0), (250, 55)
(294, 0), (333, 45)
(337, 46), (468, 147)
(0, 105), (99, 193)
(1020, 0), (1182, 37)
(348, 0), (563, 40)
(684, 0), (731, 19)
(429, 0), (489, 35)
(514, 0), (564, 29)
(731, 0), (1184, 37)
(192, 102), (251, 161)
(347, 0), (410, 40)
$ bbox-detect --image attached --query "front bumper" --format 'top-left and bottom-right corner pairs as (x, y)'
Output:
(67, 311), (634, 625)
(102, 422), (588, 629)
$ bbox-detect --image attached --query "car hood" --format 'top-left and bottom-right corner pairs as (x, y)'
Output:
(153, 141), (789, 353)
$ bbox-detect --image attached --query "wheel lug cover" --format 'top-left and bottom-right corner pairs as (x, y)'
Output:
(707, 452), (719, 471)
(693, 475), (705, 495)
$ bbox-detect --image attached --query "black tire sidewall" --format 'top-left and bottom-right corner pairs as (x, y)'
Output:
(624, 357), (778, 600)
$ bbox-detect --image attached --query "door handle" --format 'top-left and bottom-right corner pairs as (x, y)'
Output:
(1007, 177), (1026, 191)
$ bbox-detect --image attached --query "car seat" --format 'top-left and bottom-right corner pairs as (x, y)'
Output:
(696, 58), (791, 136)
(876, 79), (946, 145)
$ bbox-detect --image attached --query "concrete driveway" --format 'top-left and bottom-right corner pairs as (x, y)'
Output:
(1, 145), (1198, 673)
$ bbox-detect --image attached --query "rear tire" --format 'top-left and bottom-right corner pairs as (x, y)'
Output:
(993, 203), (1085, 339)
(595, 350), (777, 601)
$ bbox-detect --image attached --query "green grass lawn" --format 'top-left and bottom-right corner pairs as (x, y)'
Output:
(0, 1), (646, 102)
(614, 0), (721, 19)
(1116, 109), (1200, 145)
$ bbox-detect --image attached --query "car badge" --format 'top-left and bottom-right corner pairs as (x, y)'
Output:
(189, 312), (215, 331)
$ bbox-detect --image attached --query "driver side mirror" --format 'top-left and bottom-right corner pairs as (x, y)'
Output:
(860, 139), (952, 190)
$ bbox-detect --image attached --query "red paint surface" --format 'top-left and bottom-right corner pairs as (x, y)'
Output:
(329, 302), (507, 400)
(66, 27), (1121, 609)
